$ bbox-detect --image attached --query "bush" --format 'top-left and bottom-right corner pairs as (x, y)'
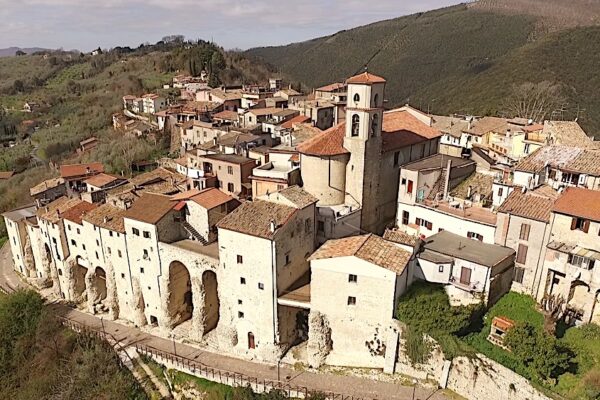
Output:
(505, 322), (572, 382)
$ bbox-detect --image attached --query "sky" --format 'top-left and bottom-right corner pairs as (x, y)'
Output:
(0, 0), (461, 51)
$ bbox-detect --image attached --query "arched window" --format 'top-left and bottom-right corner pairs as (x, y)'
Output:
(373, 93), (379, 107)
(351, 114), (360, 137)
(353, 93), (360, 103)
(371, 114), (379, 137)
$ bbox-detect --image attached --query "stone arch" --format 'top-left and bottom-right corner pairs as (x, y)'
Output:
(591, 290), (600, 325)
(166, 261), (193, 328)
(71, 258), (87, 301)
(568, 280), (592, 321)
(201, 270), (220, 334)
(86, 266), (108, 314)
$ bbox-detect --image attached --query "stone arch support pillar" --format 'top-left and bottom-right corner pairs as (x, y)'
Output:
(307, 310), (332, 369)
(160, 274), (175, 331)
(132, 277), (147, 327)
(85, 268), (97, 314)
(23, 237), (36, 279)
(105, 262), (120, 321)
(189, 276), (205, 341)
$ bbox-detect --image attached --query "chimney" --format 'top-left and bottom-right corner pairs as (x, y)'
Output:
(103, 216), (108, 223)
(467, 185), (472, 199)
(443, 159), (452, 200)
(86, 166), (91, 174)
(269, 219), (276, 233)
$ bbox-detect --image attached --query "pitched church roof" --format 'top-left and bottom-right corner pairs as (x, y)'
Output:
(297, 123), (349, 156)
(346, 72), (387, 85)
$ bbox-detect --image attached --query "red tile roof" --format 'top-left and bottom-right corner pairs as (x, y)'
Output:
(60, 162), (104, 179)
(281, 115), (311, 130)
(497, 189), (557, 222)
(212, 110), (239, 121)
(61, 201), (98, 225)
(316, 82), (346, 92)
(84, 173), (120, 188)
(0, 171), (14, 179)
(123, 193), (176, 224)
(346, 72), (386, 85)
(297, 123), (349, 156)
(190, 188), (235, 210)
(552, 187), (600, 222)
(217, 200), (297, 240)
(382, 110), (442, 152)
(309, 234), (411, 274)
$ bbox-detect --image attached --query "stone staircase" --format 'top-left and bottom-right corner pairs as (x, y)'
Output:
(427, 169), (447, 201)
(181, 221), (208, 245)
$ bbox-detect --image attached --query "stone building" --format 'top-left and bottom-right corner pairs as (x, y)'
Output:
(540, 187), (600, 324)
(298, 73), (441, 241)
(2, 205), (37, 278)
(216, 187), (317, 360)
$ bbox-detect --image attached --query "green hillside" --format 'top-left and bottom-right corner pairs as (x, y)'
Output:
(246, 3), (600, 137)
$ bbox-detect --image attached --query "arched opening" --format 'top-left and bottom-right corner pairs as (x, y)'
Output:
(373, 93), (379, 107)
(591, 290), (600, 325)
(351, 114), (360, 137)
(167, 261), (193, 328)
(202, 270), (220, 334)
(567, 280), (591, 323)
(90, 267), (108, 311)
(371, 114), (379, 137)
(248, 332), (256, 349)
(353, 93), (360, 103)
(73, 262), (87, 300)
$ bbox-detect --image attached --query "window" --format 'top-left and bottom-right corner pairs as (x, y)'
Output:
(107, 247), (111, 255)
(438, 265), (444, 273)
(351, 114), (360, 137)
(277, 184), (284, 191)
(402, 211), (409, 225)
(304, 218), (312, 234)
(70, 239), (77, 247)
(143, 231), (151, 239)
(373, 93), (379, 107)
(401, 177), (407, 185)
(82, 244), (86, 250)
(118, 250), (122, 258)
(238, 311), (244, 318)
(519, 223), (531, 241)
(353, 93), (360, 103)
(227, 166), (233, 175)
(67, 225), (71, 231)
(394, 151), (400, 167)
(143, 249), (149, 259)
(285, 253), (291, 265)
(370, 114), (379, 137)
(317, 221), (325, 233)
(571, 217), (589, 233)
(516, 244), (528, 264)
(258, 283), (264, 290)
(347, 296), (356, 306)
(349, 274), (357, 283)
(227, 182), (234, 192)
(77, 228), (80, 234)
(238, 299), (242, 305)
(568, 254), (584, 267)
(416, 218), (432, 231)
(52, 237), (57, 245)
(96, 239), (100, 246)
(109, 231), (113, 237)
(95, 251), (99, 259)
(467, 231), (483, 241)
(237, 255), (243, 264)
(132, 227), (140, 236)
(240, 277), (246, 284)
(498, 187), (503, 197)
(514, 267), (525, 284)
(407, 180), (413, 194)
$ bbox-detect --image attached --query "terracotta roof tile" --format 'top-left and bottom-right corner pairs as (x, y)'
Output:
(316, 82), (346, 92)
(515, 145), (600, 175)
(123, 193), (176, 224)
(552, 187), (600, 222)
(188, 188), (236, 210)
(382, 110), (442, 152)
(0, 171), (15, 179)
(61, 201), (98, 225)
(82, 204), (126, 233)
(30, 177), (64, 196)
(217, 200), (297, 240)
(60, 162), (104, 179)
(346, 72), (386, 85)
(280, 115), (311, 130)
(497, 189), (558, 222)
(383, 229), (418, 247)
(262, 186), (318, 209)
(37, 197), (85, 224)
(84, 173), (121, 188)
(212, 110), (239, 121)
(309, 234), (411, 275)
(297, 123), (349, 156)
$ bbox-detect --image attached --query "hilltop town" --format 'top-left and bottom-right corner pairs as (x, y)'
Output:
(3, 68), (600, 400)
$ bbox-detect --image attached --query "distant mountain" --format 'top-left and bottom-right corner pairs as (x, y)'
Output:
(0, 47), (51, 57)
(246, 0), (600, 137)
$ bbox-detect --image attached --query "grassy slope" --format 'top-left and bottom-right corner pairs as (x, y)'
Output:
(247, 5), (600, 136)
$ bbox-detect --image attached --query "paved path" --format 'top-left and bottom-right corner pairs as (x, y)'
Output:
(0, 243), (448, 400)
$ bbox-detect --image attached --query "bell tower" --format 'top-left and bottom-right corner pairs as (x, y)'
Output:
(343, 71), (386, 232)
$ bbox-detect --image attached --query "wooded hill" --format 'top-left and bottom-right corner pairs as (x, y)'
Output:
(246, 1), (600, 137)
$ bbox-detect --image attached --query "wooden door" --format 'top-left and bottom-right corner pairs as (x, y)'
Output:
(248, 332), (255, 349)
(460, 267), (471, 285)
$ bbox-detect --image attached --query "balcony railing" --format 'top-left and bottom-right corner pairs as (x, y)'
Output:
(449, 276), (483, 292)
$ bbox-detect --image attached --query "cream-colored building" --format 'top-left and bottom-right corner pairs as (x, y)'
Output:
(298, 73), (441, 241)
(540, 187), (600, 324)
(308, 234), (412, 368)
(2, 205), (37, 278)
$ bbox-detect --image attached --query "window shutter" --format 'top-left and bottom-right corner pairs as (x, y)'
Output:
(571, 217), (577, 230)
(517, 244), (528, 264)
(427, 221), (433, 230)
(583, 220), (590, 233)
(416, 218), (421, 226)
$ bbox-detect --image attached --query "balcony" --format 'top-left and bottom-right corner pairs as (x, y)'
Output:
(449, 275), (483, 292)
(252, 161), (298, 180)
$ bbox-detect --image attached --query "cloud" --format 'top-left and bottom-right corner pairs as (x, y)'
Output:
(0, 0), (461, 50)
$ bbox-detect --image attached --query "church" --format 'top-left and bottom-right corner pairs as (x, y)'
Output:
(297, 72), (442, 241)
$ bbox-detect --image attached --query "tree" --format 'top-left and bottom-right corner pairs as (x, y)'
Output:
(503, 81), (567, 122)
(13, 79), (25, 93)
(504, 322), (572, 382)
(15, 50), (26, 56)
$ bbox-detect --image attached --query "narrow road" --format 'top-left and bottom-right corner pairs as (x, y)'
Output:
(0, 243), (448, 400)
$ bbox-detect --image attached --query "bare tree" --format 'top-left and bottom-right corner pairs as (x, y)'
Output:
(504, 81), (567, 122)
(540, 294), (566, 335)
